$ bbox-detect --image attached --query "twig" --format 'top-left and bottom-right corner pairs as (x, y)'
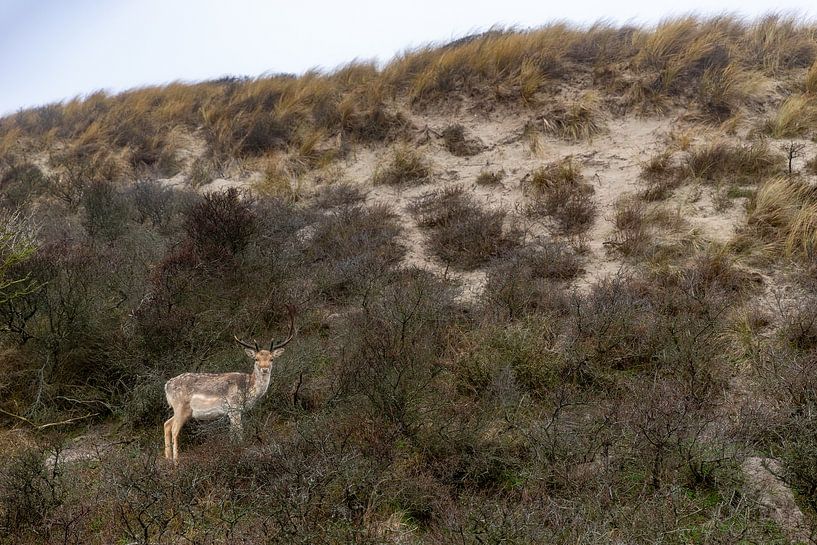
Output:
(0, 408), (98, 430)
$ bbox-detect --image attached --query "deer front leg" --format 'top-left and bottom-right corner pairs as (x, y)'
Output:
(163, 417), (174, 460)
(228, 412), (243, 442)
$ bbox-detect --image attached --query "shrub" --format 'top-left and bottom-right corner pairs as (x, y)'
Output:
(82, 180), (129, 240)
(184, 188), (256, 255)
(523, 159), (596, 235)
(409, 185), (520, 269)
(607, 196), (649, 256)
(372, 145), (432, 186)
(0, 447), (66, 535)
(334, 267), (460, 438)
(312, 182), (366, 208)
(306, 203), (405, 301)
(0, 163), (49, 209)
(441, 124), (483, 156)
(482, 241), (579, 318)
(0, 211), (39, 306)
(475, 169), (505, 185)
(127, 179), (176, 226)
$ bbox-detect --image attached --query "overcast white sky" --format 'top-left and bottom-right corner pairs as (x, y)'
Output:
(1, 0), (816, 115)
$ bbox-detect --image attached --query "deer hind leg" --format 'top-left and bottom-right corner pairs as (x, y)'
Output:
(171, 411), (189, 463)
(228, 412), (243, 443)
(163, 417), (174, 460)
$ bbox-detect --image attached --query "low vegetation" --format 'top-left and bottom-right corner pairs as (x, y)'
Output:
(683, 141), (784, 184)
(475, 168), (505, 185)
(761, 94), (817, 138)
(441, 124), (483, 156)
(523, 158), (597, 235)
(373, 145), (432, 186)
(408, 185), (520, 269)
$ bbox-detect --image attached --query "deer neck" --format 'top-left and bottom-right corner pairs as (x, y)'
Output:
(247, 365), (272, 405)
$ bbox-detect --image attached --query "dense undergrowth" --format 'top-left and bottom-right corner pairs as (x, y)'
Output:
(2, 13), (817, 545)
(0, 173), (812, 543)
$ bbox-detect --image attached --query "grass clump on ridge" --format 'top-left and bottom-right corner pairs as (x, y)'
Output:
(538, 92), (605, 141)
(3, 15), (817, 169)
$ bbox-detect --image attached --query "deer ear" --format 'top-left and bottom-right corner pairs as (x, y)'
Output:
(272, 348), (286, 358)
(244, 348), (256, 359)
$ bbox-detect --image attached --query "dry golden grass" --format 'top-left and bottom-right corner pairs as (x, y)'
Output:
(743, 14), (817, 74)
(539, 92), (605, 141)
(761, 94), (817, 137)
(254, 154), (301, 201)
(746, 176), (817, 259)
(683, 140), (784, 184)
(804, 59), (817, 94)
(1, 15), (816, 173)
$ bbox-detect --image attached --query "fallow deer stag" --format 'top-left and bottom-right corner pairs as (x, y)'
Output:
(163, 305), (296, 462)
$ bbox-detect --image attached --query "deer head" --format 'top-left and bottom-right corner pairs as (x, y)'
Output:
(234, 304), (296, 372)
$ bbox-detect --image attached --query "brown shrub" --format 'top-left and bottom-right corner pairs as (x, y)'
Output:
(483, 242), (580, 318)
(441, 124), (483, 156)
(409, 185), (520, 269)
(184, 188), (256, 255)
(476, 169), (505, 186)
(307, 203), (406, 301)
(523, 159), (596, 235)
(372, 146), (432, 186)
(312, 183), (366, 209)
(607, 196), (649, 256)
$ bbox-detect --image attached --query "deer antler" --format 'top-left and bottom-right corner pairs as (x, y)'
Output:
(234, 336), (259, 352)
(270, 304), (297, 350)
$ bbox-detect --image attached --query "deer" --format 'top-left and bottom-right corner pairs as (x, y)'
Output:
(163, 305), (296, 462)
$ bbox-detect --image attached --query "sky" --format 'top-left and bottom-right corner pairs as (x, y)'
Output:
(1, 0), (816, 115)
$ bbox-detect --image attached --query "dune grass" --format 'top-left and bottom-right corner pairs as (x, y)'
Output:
(745, 176), (817, 259)
(761, 94), (817, 138)
(1, 15), (816, 174)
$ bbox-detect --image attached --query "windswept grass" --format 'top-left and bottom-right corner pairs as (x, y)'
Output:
(1, 15), (816, 172)
(538, 92), (605, 141)
(683, 140), (784, 184)
(760, 94), (817, 138)
(804, 59), (817, 94)
(746, 176), (817, 258)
